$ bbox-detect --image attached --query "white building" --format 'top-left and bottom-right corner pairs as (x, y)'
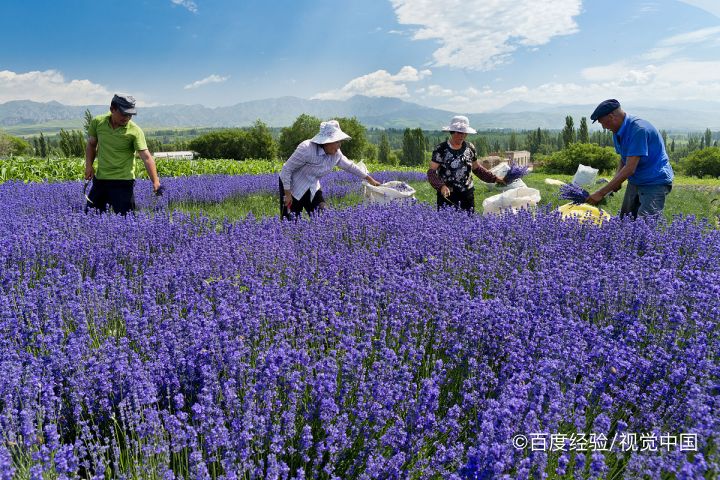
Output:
(504, 150), (531, 167)
(153, 151), (195, 160)
(483, 150), (532, 168)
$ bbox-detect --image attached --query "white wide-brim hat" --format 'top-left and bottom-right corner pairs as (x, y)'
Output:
(311, 120), (352, 144)
(442, 115), (476, 134)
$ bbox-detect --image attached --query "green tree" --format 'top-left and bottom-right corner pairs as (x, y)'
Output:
(147, 137), (163, 153)
(508, 132), (518, 151)
(704, 128), (712, 150)
(335, 117), (368, 160)
(245, 120), (278, 160)
(58, 129), (87, 157)
(562, 116), (576, 147)
(683, 147), (720, 178)
(475, 136), (490, 157)
(378, 132), (391, 164)
(661, 129), (668, 149)
(39, 133), (48, 158)
(189, 129), (248, 160)
(364, 143), (378, 162)
(84, 109), (94, 136)
(578, 117), (589, 143)
(401, 128), (426, 166)
(278, 114), (321, 159)
(540, 143), (619, 174)
(0, 132), (32, 156)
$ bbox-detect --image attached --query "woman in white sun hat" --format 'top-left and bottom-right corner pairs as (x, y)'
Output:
(279, 120), (382, 220)
(427, 115), (505, 212)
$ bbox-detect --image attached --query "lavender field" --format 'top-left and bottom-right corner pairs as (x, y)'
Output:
(1, 175), (719, 479)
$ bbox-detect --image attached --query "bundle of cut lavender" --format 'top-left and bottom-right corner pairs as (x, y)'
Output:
(503, 164), (530, 184)
(559, 183), (590, 204)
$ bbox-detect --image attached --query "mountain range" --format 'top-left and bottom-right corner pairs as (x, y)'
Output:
(2, 96), (719, 135)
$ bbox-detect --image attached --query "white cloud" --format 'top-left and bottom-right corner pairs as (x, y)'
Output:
(431, 58), (720, 112)
(389, 0), (581, 70)
(677, 0), (720, 18)
(640, 26), (720, 60)
(183, 74), (229, 89)
(0, 69), (112, 105)
(312, 66), (431, 100)
(171, 0), (198, 13)
(426, 85), (454, 97)
(642, 47), (682, 61)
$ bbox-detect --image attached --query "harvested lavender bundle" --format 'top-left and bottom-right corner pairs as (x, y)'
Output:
(559, 183), (590, 204)
(390, 182), (412, 192)
(503, 164), (529, 184)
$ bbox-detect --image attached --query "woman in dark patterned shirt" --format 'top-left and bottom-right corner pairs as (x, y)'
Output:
(427, 115), (505, 212)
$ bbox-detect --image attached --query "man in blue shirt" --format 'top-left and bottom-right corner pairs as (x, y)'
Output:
(586, 99), (673, 218)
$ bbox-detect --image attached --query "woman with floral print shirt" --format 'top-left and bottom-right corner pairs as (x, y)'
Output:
(427, 115), (505, 212)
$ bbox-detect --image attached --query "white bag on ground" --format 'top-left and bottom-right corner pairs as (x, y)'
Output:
(497, 179), (527, 191)
(355, 160), (416, 204)
(572, 164), (598, 187)
(364, 181), (416, 204)
(544, 178), (566, 186)
(482, 187), (541, 215)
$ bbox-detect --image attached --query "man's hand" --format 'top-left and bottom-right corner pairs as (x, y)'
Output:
(153, 180), (161, 193)
(440, 185), (451, 198)
(586, 191), (604, 205)
(84, 164), (95, 180)
(283, 191), (293, 209)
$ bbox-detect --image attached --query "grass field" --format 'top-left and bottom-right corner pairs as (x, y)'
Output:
(170, 172), (720, 224)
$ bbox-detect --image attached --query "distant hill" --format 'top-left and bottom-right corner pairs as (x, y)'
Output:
(0, 96), (454, 135)
(2, 96), (720, 135)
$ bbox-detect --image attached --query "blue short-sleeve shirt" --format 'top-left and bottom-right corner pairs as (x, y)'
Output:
(613, 114), (673, 186)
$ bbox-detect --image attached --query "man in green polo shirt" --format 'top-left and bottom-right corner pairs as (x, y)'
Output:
(84, 94), (162, 214)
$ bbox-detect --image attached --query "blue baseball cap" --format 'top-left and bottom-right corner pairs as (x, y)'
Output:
(590, 99), (620, 123)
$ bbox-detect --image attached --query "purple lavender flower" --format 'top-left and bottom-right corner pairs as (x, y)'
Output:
(0, 179), (718, 478)
(503, 164), (530, 184)
(559, 182), (590, 204)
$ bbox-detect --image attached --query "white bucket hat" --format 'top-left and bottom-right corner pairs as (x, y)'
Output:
(311, 120), (352, 144)
(442, 115), (476, 134)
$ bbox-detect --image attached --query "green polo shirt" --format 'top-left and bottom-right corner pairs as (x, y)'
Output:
(88, 113), (148, 180)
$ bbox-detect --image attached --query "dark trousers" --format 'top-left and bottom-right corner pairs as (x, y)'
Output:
(86, 178), (136, 215)
(437, 187), (475, 213)
(620, 183), (672, 219)
(279, 178), (325, 220)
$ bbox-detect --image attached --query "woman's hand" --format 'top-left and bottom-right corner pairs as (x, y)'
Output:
(283, 191), (293, 209)
(366, 176), (382, 187)
(440, 185), (451, 198)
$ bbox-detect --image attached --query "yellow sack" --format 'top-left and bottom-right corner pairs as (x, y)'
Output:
(557, 202), (611, 226)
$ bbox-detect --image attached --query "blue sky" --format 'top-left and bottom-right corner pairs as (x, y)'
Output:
(1, 0), (719, 112)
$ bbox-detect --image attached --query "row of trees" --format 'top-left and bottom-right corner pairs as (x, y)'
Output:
(2, 111), (718, 178)
(537, 117), (720, 178)
(187, 115), (433, 166)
